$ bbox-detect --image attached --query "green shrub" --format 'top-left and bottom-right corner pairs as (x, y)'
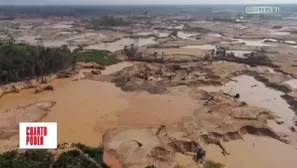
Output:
(204, 160), (225, 168)
(76, 50), (118, 65)
(145, 165), (156, 168)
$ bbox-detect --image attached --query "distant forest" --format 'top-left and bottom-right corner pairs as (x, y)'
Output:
(0, 43), (74, 85)
(1, 4), (297, 17)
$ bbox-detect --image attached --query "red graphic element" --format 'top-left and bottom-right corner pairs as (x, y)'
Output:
(26, 126), (47, 146)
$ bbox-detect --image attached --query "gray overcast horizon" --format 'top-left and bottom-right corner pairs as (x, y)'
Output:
(0, 0), (296, 5)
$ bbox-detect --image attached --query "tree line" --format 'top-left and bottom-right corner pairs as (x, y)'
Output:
(89, 15), (132, 28)
(0, 43), (75, 85)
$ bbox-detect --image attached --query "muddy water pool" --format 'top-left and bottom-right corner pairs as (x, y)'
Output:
(200, 75), (295, 125)
(181, 44), (216, 50)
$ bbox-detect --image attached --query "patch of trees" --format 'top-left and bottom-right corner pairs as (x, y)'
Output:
(208, 47), (276, 68)
(0, 43), (74, 85)
(122, 44), (165, 63)
(0, 144), (109, 168)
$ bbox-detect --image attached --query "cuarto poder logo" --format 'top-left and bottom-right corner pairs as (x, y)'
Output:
(19, 122), (57, 149)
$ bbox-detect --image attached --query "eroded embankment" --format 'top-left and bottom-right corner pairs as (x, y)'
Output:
(0, 61), (108, 98)
(107, 63), (224, 94)
(0, 69), (77, 98)
(0, 75), (57, 98)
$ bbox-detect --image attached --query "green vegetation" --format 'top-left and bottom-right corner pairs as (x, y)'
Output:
(0, 146), (225, 168)
(0, 43), (120, 85)
(0, 150), (53, 168)
(52, 150), (99, 168)
(144, 165), (156, 168)
(76, 50), (118, 65)
(0, 145), (109, 168)
(0, 43), (74, 85)
(204, 160), (225, 168)
(73, 143), (109, 168)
